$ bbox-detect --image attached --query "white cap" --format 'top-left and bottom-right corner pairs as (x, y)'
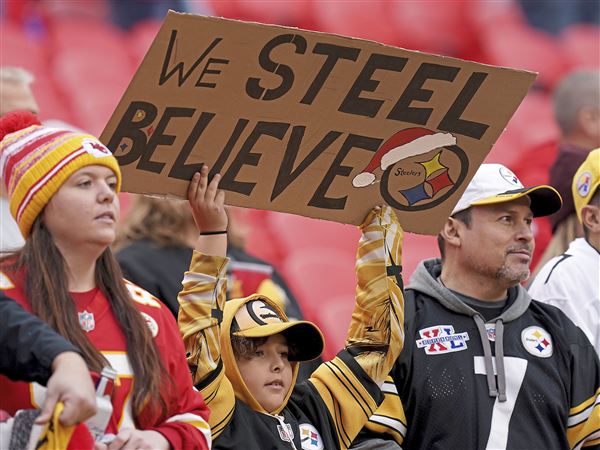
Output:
(452, 163), (562, 217)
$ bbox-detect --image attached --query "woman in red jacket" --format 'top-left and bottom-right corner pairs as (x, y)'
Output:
(0, 111), (211, 450)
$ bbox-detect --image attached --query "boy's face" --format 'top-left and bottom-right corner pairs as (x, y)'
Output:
(236, 333), (293, 413)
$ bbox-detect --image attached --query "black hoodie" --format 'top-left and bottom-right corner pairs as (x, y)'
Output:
(356, 258), (600, 449)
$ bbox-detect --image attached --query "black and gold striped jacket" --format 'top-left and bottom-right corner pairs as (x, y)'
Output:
(178, 207), (405, 449)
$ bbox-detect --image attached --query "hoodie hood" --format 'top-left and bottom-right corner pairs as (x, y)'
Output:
(221, 294), (324, 415)
(408, 258), (533, 403)
(408, 259), (532, 322)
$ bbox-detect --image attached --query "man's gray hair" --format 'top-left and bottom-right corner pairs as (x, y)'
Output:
(0, 67), (35, 85)
(553, 69), (600, 134)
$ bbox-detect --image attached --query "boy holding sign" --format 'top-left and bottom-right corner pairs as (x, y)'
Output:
(179, 166), (405, 449)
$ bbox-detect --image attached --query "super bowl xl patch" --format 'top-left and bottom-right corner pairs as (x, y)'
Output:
(521, 326), (553, 358)
(416, 325), (469, 355)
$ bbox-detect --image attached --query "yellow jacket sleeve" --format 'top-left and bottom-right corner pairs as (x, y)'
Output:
(346, 206), (405, 384)
(178, 251), (235, 439)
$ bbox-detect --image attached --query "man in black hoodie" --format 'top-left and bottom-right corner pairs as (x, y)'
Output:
(354, 163), (600, 449)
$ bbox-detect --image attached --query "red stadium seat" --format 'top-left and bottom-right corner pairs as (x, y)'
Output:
(48, 18), (128, 55)
(478, 23), (571, 90)
(281, 248), (356, 321)
(312, 1), (399, 45)
(267, 212), (359, 258)
(208, 0), (314, 28)
(317, 294), (354, 360)
(0, 21), (47, 74)
(236, 209), (286, 267)
(484, 130), (521, 168)
(502, 92), (560, 156)
(389, 1), (475, 57)
(402, 233), (439, 281)
(129, 19), (163, 66)
(31, 78), (76, 125)
(466, 0), (526, 33)
(560, 25), (600, 69)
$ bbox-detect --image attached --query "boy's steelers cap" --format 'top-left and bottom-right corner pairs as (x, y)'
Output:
(233, 299), (324, 362)
(451, 163), (562, 217)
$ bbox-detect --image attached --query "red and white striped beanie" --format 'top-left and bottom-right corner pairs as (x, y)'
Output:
(0, 111), (121, 238)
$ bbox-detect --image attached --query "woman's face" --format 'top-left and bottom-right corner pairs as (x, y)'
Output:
(43, 165), (120, 251)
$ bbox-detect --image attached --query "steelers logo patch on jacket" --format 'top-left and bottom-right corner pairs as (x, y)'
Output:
(300, 423), (324, 450)
(521, 326), (553, 358)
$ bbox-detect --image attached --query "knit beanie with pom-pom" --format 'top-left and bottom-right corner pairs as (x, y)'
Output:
(0, 110), (121, 238)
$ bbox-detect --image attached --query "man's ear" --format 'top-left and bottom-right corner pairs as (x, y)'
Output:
(582, 204), (600, 233)
(440, 217), (462, 250)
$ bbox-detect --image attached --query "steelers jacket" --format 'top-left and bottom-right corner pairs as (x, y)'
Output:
(178, 207), (405, 450)
(356, 258), (600, 449)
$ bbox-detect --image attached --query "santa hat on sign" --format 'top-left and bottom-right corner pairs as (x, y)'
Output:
(352, 127), (456, 187)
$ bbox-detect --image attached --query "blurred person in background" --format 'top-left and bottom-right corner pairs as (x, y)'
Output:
(0, 111), (211, 450)
(115, 194), (321, 380)
(0, 66), (84, 253)
(0, 67), (39, 252)
(529, 149), (600, 353)
(535, 70), (600, 269)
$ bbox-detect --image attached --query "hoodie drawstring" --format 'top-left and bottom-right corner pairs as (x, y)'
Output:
(272, 414), (298, 450)
(473, 315), (497, 398)
(473, 315), (507, 403)
(495, 319), (507, 402)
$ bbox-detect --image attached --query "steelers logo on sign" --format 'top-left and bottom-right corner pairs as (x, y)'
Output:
(576, 171), (592, 198)
(380, 146), (468, 212)
(140, 312), (159, 338)
(521, 326), (553, 358)
(299, 423), (324, 450)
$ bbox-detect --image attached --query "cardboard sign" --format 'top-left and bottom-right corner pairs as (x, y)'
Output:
(100, 12), (536, 234)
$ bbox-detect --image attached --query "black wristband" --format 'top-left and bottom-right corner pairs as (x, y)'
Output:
(199, 230), (227, 236)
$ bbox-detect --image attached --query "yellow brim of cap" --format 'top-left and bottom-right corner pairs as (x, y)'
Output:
(470, 185), (562, 217)
(234, 320), (324, 362)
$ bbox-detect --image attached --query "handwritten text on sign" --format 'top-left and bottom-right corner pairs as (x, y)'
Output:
(100, 12), (535, 233)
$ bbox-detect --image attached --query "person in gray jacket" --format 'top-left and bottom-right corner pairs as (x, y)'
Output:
(354, 163), (600, 450)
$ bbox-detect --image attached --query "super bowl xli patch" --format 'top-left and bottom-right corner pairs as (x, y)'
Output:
(416, 325), (469, 355)
(521, 326), (553, 358)
(576, 171), (592, 198)
(300, 423), (324, 450)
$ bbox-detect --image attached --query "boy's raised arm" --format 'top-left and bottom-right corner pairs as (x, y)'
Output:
(178, 167), (235, 438)
(346, 206), (405, 383)
(306, 206), (405, 449)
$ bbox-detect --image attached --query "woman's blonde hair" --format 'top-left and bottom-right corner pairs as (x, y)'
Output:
(115, 195), (248, 250)
(115, 195), (197, 250)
